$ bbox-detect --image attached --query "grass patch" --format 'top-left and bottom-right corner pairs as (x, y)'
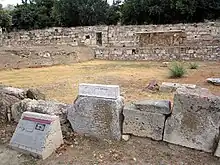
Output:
(169, 62), (186, 78)
(189, 62), (199, 69)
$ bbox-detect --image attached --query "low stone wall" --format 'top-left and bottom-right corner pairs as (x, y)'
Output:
(1, 22), (220, 62)
(95, 46), (220, 61)
(2, 83), (220, 159)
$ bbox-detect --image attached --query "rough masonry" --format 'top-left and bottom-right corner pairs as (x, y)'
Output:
(1, 22), (220, 62)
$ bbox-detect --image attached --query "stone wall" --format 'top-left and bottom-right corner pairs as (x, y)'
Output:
(2, 83), (220, 158)
(1, 22), (220, 61)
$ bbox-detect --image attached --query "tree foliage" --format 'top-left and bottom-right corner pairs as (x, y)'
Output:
(0, 0), (220, 30)
(0, 5), (12, 31)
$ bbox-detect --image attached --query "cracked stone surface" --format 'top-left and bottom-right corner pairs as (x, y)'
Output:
(164, 87), (220, 153)
(68, 96), (124, 141)
(123, 100), (171, 141)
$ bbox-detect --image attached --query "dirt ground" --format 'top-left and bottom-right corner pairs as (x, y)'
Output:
(1, 130), (220, 165)
(1, 123), (220, 165)
(0, 60), (219, 104)
(0, 60), (220, 165)
(0, 45), (94, 70)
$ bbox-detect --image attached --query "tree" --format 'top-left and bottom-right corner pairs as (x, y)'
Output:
(121, 0), (220, 25)
(52, 0), (80, 27)
(0, 5), (12, 31)
(12, 0), (55, 30)
(53, 0), (110, 27)
(106, 0), (121, 25)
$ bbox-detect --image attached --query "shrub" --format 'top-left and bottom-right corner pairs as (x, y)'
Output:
(169, 62), (186, 78)
(189, 62), (199, 69)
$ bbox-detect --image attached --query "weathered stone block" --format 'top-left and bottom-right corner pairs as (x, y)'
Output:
(123, 104), (166, 141)
(0, 92), (20, 122)
(0, 87), (26, 99)
(26, 88), (46, 100)
(11, 99), (68, 123)
(134, 100), (171, 115)
(164, 87), (220, 153)
(79, 83), (120, 99)
(159, 82), (196, 92)
(207, 78), (220, 86)
(68, 96), (124, 141)
(9, 111), (63, 160)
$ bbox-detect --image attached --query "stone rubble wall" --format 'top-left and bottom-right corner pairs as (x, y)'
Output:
(94, 46), (220, 61)
(1, 22), (220, 61)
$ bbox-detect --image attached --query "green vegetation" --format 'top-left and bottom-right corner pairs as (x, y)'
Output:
(189, 62), (199, 69)
(169, 62), (186, 78)
(0, 0), (220, 30)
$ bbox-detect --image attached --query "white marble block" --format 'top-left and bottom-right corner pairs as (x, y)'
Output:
(9, 111), (63, 160)
(79, 83), (120, 99)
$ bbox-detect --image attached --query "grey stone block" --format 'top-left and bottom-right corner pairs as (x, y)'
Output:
(26, 88), (46, 100)
(0, 87), (26, 99)
(134, 100), (171, 115)
(159, 82), (196, 92)
(164, 87), (220, 153)
(11, 99), (68, 123)
(0, 92), (20, 122)
(207, 78), (220, 86)
(68, 96), (124, 141)
(79, 83), (120, 99)
(123, 104), (165, 141)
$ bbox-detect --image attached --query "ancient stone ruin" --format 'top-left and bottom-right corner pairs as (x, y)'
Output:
(0, 22), (220, 70)
(68, 84), (124, 141)
(1, 82), (220, 159)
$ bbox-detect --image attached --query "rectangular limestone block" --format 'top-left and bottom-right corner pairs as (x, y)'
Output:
(9, 111), (63, 160)
(123, 104), (166, 141)
(79, 83), (120, 99)
(159, 82), (196, 92)
(68, 96), (124, 141)
(164, 87), (220, 153)
(134, 100), (171, 115)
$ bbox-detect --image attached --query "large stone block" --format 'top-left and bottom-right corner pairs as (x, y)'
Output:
(134, 100), (171, 115)
(9, 111), (63, 159)
(0, 87), (26, 99)
(26, 88), (46, 100)
(159, 82), (196, 92)
(0, 92), (20, 122)
(11, 99), (68, 123)
(68, 96), (124, 141)
(79, 83), (120, 99)
(123, 104), (166, 141)
(164, 87), (220, 153)
(207, 78), (220, 86)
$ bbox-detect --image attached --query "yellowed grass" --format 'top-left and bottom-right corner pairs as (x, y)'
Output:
(0, 60), (219, 103)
